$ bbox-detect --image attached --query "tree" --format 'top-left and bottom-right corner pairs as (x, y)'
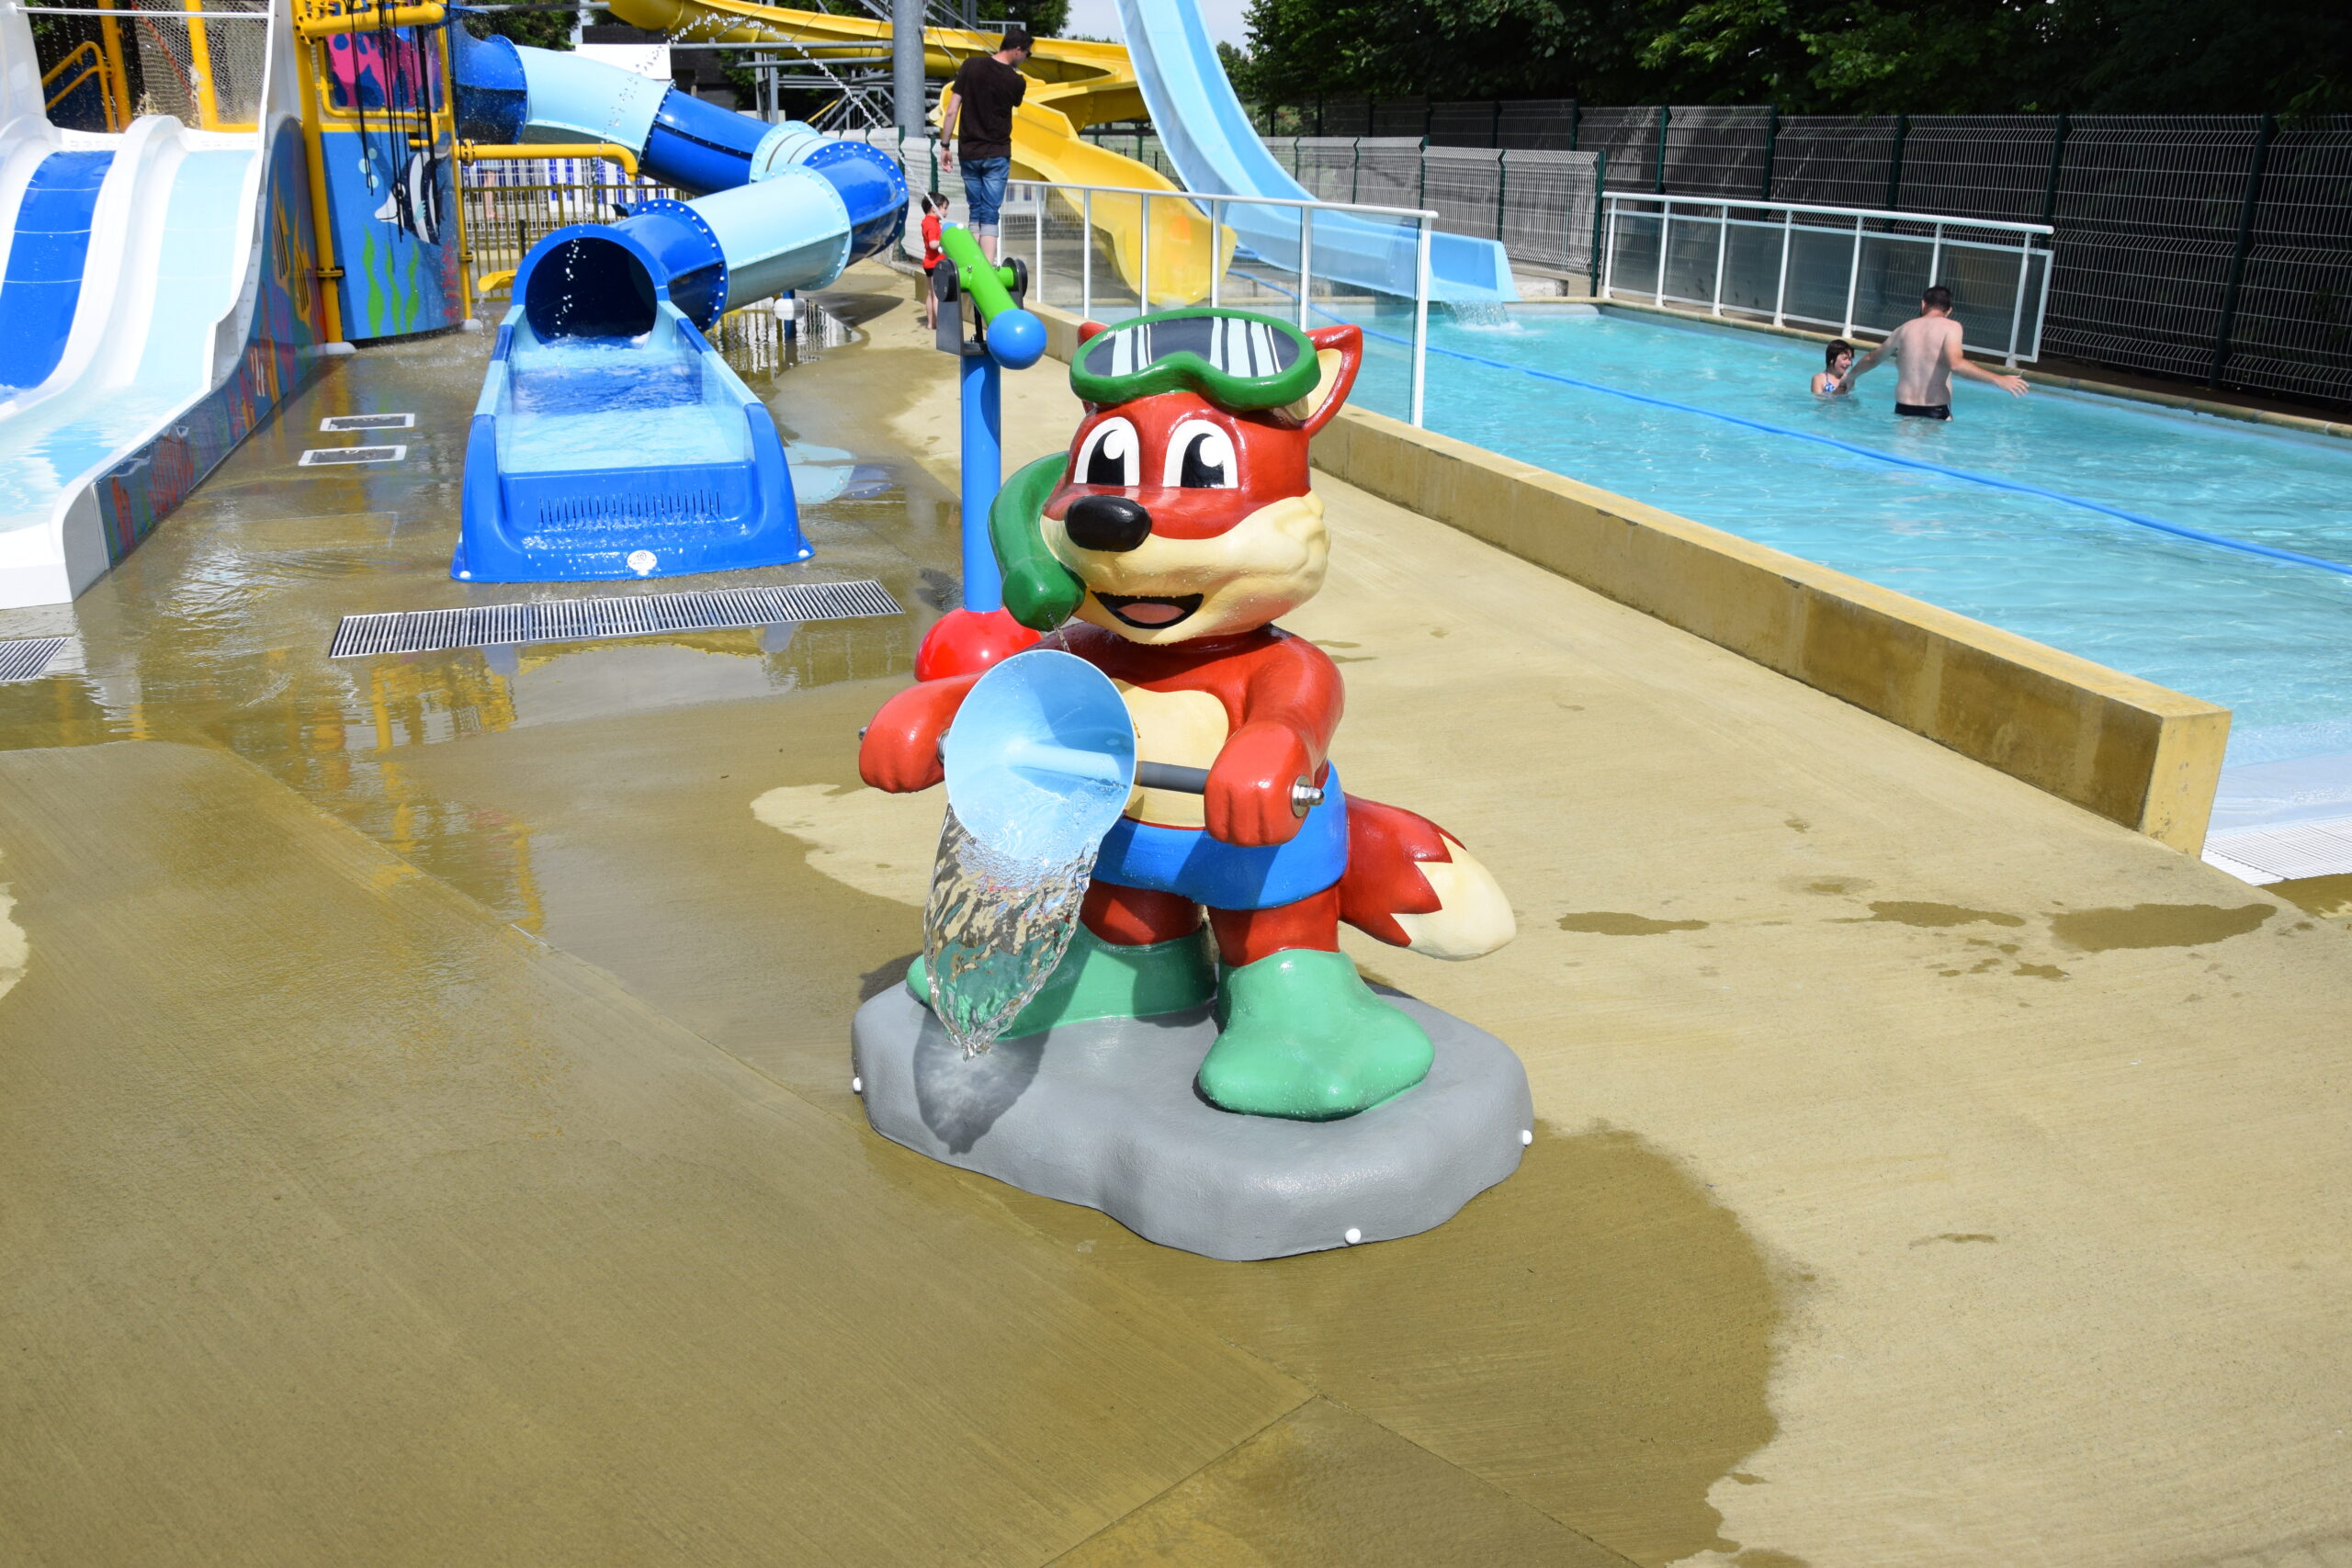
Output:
(463, 3), (579, 51)
(1233, 0), (2352, 111)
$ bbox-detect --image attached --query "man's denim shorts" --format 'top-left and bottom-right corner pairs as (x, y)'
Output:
(960, 155), (1011, 227)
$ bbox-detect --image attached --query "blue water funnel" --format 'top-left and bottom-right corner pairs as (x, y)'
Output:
(942, 649), (1136, 864)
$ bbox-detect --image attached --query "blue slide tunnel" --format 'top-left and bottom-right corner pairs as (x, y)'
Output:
(447, 31), (908, 583)
(452, 28), (905, 339)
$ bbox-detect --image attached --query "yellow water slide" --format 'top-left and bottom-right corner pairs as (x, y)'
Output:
(603, 0), (1232, 304)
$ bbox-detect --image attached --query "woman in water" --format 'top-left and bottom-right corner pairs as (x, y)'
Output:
(1813, 339), (1854, 397)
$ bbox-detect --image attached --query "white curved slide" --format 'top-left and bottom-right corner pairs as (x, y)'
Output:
(0, 3), (284, 608)
(1113, 0), (1513, 303)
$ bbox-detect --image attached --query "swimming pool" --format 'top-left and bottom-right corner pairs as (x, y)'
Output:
(1340, 306), (2352, 791)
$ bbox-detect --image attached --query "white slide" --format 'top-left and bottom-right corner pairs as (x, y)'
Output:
(0, 3), (286, 607)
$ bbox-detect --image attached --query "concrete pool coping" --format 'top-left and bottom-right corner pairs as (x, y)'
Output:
(1030, 301), (2230, 853)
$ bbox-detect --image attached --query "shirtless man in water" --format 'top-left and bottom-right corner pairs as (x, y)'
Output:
(1837, 285), (2029, 418)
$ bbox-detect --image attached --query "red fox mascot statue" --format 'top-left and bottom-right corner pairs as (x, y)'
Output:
(861, 308), (1514, 1122)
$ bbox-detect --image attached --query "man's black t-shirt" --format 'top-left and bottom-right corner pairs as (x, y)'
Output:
(949, 54), (1026, 161)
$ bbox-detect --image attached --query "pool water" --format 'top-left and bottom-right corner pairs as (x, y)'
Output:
(497, 333), (747, 475)
(1342, 308), (2352, 772)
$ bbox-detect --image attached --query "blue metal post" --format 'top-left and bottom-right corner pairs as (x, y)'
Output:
(959, 346), (1004, 613)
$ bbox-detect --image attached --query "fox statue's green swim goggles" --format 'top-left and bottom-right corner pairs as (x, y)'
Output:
(1070, 308), (1321, 412)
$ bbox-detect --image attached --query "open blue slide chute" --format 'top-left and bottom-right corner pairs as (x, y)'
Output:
(1113, 0), (1514, 304)
(449, 30), (906, 582)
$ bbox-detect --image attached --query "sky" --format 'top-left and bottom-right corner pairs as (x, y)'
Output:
(1060, 0), (1251, 51)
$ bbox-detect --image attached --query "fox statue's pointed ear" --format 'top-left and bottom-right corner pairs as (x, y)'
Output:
(1283, 324), (1363, 435)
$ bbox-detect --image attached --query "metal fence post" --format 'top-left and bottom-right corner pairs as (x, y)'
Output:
(1654, 105), (1669, 193)
(1208, 197), (1220, 308)
(1843, 211), (1863, 335)
(1590, 151), (1607, 294)
(1081, 188), (1092, 318)
(1774, 205), (1792, 327)
(1035, 187), (1045, 301)
(2040, 113), (2069, 225)
(1567, 99), (1581, 152)
(1657, 198), (1671, 305)
(1315, 94), (1324, 137)
(1491, 98), (1502, 148)
(1884, 114), (1909, 210)
(1495, 149), (1508, 243)
(1711, 201), (1727, 314)
(1297, 206), (1314, 331)
(1139, 193), (1152, 310)
(2005, 237), (2031, 366)
(1416, 134), (1428, 210)
(2210, 112), (2278, 389)
(1351, 137), (1361, 204)
(1412, 214), (1430, 427)
(1758, 106), (1778, 200)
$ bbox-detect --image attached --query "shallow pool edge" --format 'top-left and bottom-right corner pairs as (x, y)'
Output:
(1032, 303), (2229, 855)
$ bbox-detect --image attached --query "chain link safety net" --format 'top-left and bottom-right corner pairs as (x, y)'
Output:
(27, 0), (269, 131)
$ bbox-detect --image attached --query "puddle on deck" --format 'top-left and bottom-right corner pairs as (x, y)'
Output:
(0, 288), (957, 932)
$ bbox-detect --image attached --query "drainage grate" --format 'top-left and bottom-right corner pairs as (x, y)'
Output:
(321, 412), (415, 432)
(2203, 816), (2352, 885)
(327, 580), (903, 658)
(300, 446), (406, 466)
(0, 636), (68, 682)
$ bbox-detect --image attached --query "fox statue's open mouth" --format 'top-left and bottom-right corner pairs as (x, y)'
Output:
(1094, 592), (1203, 629)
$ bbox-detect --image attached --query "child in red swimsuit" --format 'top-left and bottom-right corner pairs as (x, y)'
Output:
(920, 193), (944, 330)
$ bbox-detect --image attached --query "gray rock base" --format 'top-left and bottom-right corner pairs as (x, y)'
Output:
(851, 986), (1533, 1260)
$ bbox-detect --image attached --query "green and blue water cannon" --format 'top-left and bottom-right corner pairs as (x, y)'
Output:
(914, 225), (1052, 680)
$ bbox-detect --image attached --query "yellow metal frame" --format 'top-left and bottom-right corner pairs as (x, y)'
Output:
(40, 40), (126, 130)
(457, 141), (639, 178)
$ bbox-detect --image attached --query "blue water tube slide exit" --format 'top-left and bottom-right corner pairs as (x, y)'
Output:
(449, 29), (906, 582)
(1112, 0), (1513, 305)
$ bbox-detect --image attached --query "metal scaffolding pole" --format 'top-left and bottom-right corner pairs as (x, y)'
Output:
(892, 0), (924, 137)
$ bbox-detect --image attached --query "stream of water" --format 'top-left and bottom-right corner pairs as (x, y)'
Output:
(922, 805), (1102, 1057)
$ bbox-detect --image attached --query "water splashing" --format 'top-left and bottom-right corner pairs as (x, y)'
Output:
(922, 805), (1101, 1057)
(1448, 301), (1516, 329)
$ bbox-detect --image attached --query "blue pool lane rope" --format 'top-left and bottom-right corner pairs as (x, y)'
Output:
(1332, 315), (2352, 581)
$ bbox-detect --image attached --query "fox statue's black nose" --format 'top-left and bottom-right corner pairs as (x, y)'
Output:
(1064, 494), (1152, 553)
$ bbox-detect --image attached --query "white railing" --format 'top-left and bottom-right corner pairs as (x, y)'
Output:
(1601, 193), (2055, 365)
(1005, 178), (1437, 428)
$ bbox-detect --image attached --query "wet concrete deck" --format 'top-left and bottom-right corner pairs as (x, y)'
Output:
(3, 264), (2348, 1567)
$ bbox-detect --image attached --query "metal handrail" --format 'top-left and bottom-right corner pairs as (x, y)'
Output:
(1605, 191), (2054, 239)
(1005, 176), (1438, 426)
(1600, 191), (2054, 364)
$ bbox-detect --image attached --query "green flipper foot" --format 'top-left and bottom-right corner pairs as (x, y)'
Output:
(1197, 949), (1434, 1121)
(907, 924), (1216, 1036)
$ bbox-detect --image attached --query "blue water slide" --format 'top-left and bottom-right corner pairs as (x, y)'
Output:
(1111, 0), (1513, 304)
(447, 32), (908, 582)
(0, 152), (114, 396)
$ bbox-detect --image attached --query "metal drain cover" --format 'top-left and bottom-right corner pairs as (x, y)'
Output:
(0, 636), (68, 682)
(320, 413), (416, 432)
(2204, 817), (2352, 885)
(327, 579), (903, 659)
(300, 446), (406, 466)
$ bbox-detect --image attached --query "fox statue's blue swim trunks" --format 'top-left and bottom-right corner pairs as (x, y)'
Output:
(1094, 768), (1348, 911)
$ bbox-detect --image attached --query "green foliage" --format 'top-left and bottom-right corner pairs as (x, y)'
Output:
(1000, 0), (1072, 39)
(461, 4), (580, 52)
(1234, 0), (2352, 112)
